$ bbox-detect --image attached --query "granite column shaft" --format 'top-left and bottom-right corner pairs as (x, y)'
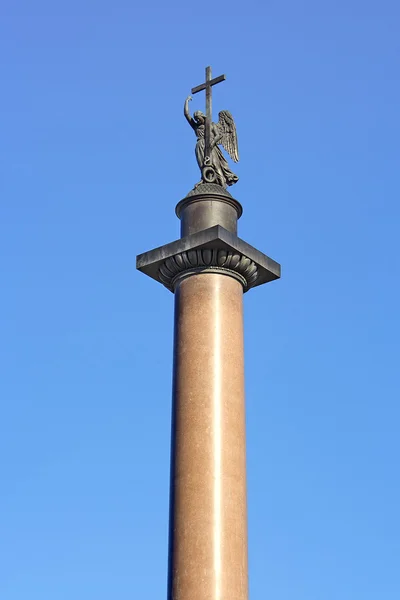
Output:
(168, 272), (248, 600)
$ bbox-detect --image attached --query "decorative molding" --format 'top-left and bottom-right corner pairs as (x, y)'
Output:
(137, 224), (280, 293)
(184, 183), (233, 199)
(158, 248), (258, 291)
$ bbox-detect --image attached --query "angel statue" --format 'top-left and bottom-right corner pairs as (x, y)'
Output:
(184, 95), (239, 189)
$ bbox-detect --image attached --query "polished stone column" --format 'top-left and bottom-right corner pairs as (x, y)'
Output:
(136, 183), (280, 600)
(168, 272), (247, 600)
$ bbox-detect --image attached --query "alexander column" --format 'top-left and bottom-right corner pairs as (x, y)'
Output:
(137, 67), (280, 600)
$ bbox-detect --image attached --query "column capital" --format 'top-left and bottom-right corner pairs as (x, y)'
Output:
(136, 225), (281, 293)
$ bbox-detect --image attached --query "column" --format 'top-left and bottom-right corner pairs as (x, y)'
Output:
(168, 272), (248, 600)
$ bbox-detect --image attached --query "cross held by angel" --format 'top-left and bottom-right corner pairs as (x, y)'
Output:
(184, 67), (239, 189)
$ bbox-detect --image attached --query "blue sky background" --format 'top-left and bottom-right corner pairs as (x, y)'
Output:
(1, 1), (399, 598)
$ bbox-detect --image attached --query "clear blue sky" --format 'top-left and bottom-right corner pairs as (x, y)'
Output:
(1, 1), (399, 598)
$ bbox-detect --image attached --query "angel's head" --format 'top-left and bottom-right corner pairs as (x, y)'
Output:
(194, 110), (205, 124)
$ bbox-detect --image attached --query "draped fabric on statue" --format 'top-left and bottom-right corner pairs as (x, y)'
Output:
(194, 123), (239, 188)
(212, 145), (239, 187)
(195, 126), (205, 172)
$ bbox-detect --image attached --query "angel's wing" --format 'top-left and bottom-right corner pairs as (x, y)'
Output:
(216, 110), (239, 163)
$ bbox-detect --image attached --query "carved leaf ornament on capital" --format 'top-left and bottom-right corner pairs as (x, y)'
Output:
(158, 248), (258, 292)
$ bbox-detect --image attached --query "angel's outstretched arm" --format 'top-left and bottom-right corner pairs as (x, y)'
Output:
(184, 96), (196, 129)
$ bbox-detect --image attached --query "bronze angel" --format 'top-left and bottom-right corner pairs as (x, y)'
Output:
(184, 95), (239, 188)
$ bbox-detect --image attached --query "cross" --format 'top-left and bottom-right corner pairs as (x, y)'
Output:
(191, 66), (226, 161)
